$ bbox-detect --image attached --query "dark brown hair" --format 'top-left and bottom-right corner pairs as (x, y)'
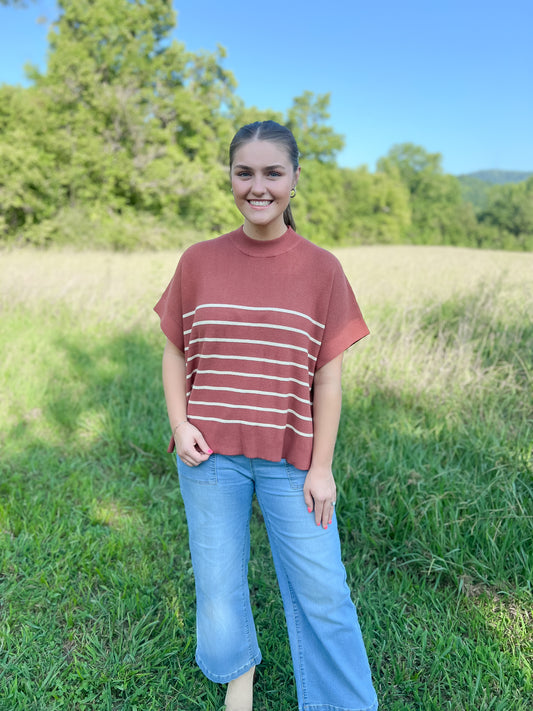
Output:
(229, 121), (299, 231)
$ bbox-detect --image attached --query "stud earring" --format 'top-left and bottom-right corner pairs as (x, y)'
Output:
(290, 187), (296, 198)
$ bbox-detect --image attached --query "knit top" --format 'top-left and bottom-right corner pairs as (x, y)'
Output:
(154, 226), (369, 470)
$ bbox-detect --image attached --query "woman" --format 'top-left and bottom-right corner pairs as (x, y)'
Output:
(154, 121), (378, 711)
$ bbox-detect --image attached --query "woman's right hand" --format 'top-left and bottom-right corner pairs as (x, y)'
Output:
(174, 422), (213, 467)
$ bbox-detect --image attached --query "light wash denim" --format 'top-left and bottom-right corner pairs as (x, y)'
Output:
(177, 453), (378, 711)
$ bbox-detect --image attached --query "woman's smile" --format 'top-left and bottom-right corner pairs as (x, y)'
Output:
(249, 199), (273, 207)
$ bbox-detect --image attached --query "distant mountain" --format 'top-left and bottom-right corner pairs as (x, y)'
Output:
(457, 170), (533, 185)
(456, 170), (532, 211)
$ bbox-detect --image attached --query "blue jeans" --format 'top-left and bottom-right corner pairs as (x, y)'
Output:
(177, 454), (378, 711)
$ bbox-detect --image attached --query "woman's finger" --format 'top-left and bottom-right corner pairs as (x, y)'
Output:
(314, 500), (323, 527)
(329, 499), (336, 525)
(194, 430), (213, 456)
(315, 498), (336, 528)
(316, 500), (331, 528)
(180, 452), (195, 467)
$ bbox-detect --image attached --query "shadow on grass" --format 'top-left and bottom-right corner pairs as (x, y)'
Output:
(1, 329), (295, 709)
(2, 319), (531, 709)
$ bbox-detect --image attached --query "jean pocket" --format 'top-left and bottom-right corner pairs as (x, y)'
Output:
(283, 460), (307, 491)
(177, 453), (218, 485)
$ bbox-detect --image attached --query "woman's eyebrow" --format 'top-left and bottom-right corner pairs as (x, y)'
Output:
(233, 163), (286, 171)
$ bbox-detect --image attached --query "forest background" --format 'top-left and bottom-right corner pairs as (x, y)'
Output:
(1, 0), (532, 252)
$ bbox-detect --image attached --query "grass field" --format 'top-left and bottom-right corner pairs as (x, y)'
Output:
(1, 245), (532, 710)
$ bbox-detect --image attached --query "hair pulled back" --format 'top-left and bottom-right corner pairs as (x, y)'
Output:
(229, 120), (300, 231)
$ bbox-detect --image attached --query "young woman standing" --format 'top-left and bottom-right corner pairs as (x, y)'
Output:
(155, 121), (378, 711)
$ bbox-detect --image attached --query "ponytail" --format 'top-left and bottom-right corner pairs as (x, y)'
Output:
(283, 203), (296, 231)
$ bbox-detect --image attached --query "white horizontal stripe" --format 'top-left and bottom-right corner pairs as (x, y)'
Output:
(186, 320), (322, 346)
(186, 349), (317, 364)
(192, 385), (310, 405)
(183, 303), (325, 329)
(191, 401), (313, 422)
(187, 337), (316, 359)
(186, 348), (312, 372)
(186, 369), (311, 389)
(191, 415), (314, 438)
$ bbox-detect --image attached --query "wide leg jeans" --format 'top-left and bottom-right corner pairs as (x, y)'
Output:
(177, 453), (378, 711)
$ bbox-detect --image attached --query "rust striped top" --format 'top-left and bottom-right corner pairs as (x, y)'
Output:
(154, 226), (369, 470)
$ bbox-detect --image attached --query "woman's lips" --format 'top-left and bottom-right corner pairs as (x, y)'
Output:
(249, 200), (273, 207)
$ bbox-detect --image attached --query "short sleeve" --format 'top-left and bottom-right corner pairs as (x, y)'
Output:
(315, 262), (369, 370)
(153, 259), (185, 351)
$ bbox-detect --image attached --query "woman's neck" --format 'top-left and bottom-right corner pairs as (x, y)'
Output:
(243, 217), (287, 241)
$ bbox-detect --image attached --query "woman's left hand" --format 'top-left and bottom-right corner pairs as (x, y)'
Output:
(303, 466), (337, 529)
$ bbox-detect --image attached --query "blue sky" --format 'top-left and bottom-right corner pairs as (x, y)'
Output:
(1, 0), (532, 175)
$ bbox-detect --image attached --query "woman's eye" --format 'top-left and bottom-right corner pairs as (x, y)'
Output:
(237, 171), (251, 177)
(269, 171), (281, 177)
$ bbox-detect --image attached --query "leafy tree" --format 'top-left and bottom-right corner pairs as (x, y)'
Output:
(230, 101), (284, 132)
(292, 161), (412, 246)
(338, 167), (412, 244)
(478, 177), (533, 249)
(0, 0), (240, 242)
(292, 160), (343, 243)
(377, 143), (477, 245)
(0, 84), (63, 237)
(457, 176), (491, 212)
(287, 91), (344, 163)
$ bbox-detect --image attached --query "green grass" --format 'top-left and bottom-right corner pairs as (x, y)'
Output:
(1, 246), (532, 710)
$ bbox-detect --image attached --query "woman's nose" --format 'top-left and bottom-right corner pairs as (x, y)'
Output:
(250, 177), (266, 194)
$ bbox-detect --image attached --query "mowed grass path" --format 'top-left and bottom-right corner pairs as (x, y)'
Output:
(1, 246), (532, 710)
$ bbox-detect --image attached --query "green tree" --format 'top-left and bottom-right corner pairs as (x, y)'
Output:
(377, 143), (477, 245)
(292, 161), (412, 246)
(478, 177), (533, 249)
(377, 143), (442, 187)
(0, 0), (239, 243)
(287, 91), (344, 163)
(0, 84), (63, 237)
(292, 160), (343, 243)
(339, 167), (412, 244)
(230, 100), (284, 132)
(42, 1), (234, 208)
(457, 176), (491, 212)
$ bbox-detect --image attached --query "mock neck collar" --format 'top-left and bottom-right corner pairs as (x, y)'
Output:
(229, 225), (300, 257)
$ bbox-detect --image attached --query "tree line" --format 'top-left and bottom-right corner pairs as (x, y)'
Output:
(1, 0), (532, 251)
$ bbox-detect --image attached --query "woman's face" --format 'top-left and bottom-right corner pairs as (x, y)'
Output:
(230, 139), (300, 239)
